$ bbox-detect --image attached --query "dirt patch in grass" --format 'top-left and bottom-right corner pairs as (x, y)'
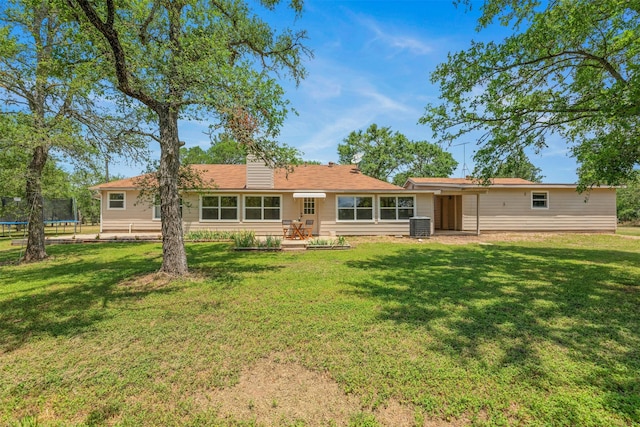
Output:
(207, 353), (464, 426)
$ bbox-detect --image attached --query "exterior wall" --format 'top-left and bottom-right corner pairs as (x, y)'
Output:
(100, 190), (160, 232)
(315, 193), (432, 236)
(100, 190), (434, 236)
(461, 188), (617, 232)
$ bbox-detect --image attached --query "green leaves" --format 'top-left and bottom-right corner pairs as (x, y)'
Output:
(423, 0), (640, 188)
(338, 124), (457, 185)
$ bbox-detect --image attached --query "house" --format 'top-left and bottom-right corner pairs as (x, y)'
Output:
(91, 157), (617, 237)
(91, 156), (432, 236)
(404, 177), (617, 234)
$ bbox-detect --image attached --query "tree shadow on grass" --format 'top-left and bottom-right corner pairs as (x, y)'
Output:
(0, 242), (280, 353)
(0, 245), (165, 353)
(186, 243), (286, 288)
(344, 243), (640, 422)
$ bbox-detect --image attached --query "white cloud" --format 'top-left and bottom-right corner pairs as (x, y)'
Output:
(356, 14), (434, 56)
(301, 75), (342, 100)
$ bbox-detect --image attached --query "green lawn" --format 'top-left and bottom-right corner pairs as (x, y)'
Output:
(617, 225), (640, 237)
(1, 235), (639, 426)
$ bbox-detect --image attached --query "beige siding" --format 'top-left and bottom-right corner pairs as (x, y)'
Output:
(315, 193), (432, 236)
(461, 188), (616, 232)
(246, 155), (274, 189)
(100, 190), (160, 232)
(101, 190), (435, 236)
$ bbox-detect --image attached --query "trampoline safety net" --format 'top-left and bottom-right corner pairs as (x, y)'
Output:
(0, 197), (78, 224)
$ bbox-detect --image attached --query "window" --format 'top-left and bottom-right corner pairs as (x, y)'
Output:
(531, 192), (548, 209)
(153, 195), (183, 220)
(244, 196), (281, 220)
(201, 195), (238, 221)
(379, 196), (415, 220)
(108, 192), (125, 210)
(303, 198), (315, 215)
(337, 196), (373, 221)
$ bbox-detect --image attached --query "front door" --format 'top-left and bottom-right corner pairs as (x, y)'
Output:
(438, 195), (462, 231)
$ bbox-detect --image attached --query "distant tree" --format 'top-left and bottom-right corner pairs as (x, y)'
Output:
(491, 147), (543, 183)
(338, 124), (411, 182)
(617, 173), (640, 223)
(70, 0), (309, 275)
(338, 124), (457, 184)
(69, 167), (109, 225)
(392, 141), (458, 186)
(422, 0), (640, 190)
(181, 133), (247, 165)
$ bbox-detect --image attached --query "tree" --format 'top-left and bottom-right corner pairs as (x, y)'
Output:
(392, 141), (458, 186)
(338, 124), (411, 182)
(181, 133), (247, 165)
(0, 0), (145, 261)
(491, 147), (543, 182)
(421, 0), (639, 189)
(617, 173), (640, 223)
(338, 124), (457, 184)
(69, 0), (309, 275)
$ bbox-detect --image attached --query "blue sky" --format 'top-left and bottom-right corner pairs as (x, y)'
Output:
(115, 0), (579, 183)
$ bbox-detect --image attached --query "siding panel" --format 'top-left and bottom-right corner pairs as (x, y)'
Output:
(461, 188), (616, 232)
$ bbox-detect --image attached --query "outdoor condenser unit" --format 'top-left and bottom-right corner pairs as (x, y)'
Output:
(409, 216), (431, 238)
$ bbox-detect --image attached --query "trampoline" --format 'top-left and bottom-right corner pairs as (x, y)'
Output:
(1, 197), (80, 237)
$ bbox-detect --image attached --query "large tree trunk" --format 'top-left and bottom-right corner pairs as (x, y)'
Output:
(22, 145), (49, 262)
(157, 107), (188, 275)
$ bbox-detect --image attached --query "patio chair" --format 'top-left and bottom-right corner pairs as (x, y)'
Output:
(301, 219), (314, 238)
(282, 219), (293, 239)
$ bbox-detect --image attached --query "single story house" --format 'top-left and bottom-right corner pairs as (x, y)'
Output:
(91, 157), (617, 236)
(91, 156), (432, 236)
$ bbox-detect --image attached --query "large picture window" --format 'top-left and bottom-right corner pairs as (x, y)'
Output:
(531, 192), (549, 209)
(337, 196), (373, 221)
(108, 192), (125, 210)
(244, 196), (281, 220)
(379, 196), (415, 220)
(201, 195), (238, 221)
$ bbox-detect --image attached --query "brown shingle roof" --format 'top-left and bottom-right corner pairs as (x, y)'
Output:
(91, 164), (403, 191)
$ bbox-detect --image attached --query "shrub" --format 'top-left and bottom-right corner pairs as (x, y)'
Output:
(185, 230), (236, 241)
(233, 230), (258, 248)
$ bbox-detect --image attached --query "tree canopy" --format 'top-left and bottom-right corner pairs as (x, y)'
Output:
(0, 0), (145, 261)
(492, 147), (543, 183)
(69, 0), (310, 275)
(392, 141), (458, 186)
(180, 133), (247, 165)
(617, 172), (640, 223)
(338, 124), (457, 184)
(422, 0), (640, 189)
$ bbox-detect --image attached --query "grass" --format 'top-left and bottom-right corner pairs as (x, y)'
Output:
(1, 234), (639, 425)
(617, 225), (640, 236)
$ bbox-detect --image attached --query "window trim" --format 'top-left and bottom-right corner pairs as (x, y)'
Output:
(243, 194), (282, 222)
(531, 191), (549, 209)
(336, 195), (375, 222)
(107, 192), (126, 210)
(152, 195), (183, 220)
(378, 195), (416, 221)
(199, 194), (239, 222)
